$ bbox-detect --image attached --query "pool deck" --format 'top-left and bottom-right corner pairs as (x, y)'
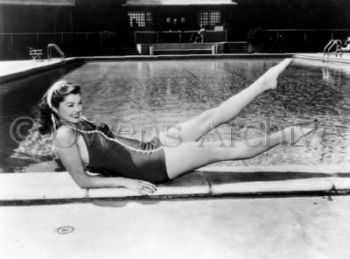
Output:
(1, 53), (350, 203)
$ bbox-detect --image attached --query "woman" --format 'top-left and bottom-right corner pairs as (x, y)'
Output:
(36, 59), (316, 195)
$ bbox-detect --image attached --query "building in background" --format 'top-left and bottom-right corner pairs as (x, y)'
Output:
(0, 0), (350, 59)
(123, 0), (237, 44)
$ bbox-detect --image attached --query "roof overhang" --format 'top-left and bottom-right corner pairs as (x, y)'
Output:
(123, 0), (237, 7)
(0, 0), (75, 6)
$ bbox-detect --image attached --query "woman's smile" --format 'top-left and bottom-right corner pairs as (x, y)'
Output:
(57, 93), (83, 125)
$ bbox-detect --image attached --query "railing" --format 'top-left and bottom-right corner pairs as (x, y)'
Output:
(323, 39), (341, 54)
(323, 39), (342, 60)
(47, 43), (65, 63)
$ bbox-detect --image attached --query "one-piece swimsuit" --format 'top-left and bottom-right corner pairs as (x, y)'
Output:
(69, 119), (169, 184)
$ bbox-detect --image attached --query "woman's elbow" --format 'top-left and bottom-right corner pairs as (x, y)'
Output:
(70, 173), (95, 189)
(76, 181), (92, 189)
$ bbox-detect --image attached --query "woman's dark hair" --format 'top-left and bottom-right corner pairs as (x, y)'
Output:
(35, 81), (81, 135)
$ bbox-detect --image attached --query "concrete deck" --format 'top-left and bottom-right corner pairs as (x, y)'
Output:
(0, 58), (76, 83)
(2, 195), (350, 259)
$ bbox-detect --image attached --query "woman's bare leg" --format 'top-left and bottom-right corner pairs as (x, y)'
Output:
(165, 58), (292, 143)
(164, 122), (316, 179)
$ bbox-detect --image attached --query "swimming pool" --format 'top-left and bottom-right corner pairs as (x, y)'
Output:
(1, 58), (350, 172)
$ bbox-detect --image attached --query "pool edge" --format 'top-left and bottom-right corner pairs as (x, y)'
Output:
(0, 53), (293, 83)
(1, 164), (349, 205)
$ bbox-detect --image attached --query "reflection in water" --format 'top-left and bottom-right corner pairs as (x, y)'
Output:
(92, 199), (128, 208)
(91, 198), (160, 208)
(1, 59), (350, 172)
(322, 65), (334, 84)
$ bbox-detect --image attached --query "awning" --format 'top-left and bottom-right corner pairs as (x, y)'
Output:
(123, 0), (237, 6)
(0, 0), (75, 6)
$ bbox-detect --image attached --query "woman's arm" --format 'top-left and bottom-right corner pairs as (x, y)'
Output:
(54, 127), (157, 195)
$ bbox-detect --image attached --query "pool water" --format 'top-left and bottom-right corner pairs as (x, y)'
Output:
(1, 58), (350, 172)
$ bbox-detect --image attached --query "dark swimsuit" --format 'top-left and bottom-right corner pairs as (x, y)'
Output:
(70, 119), (169, 184)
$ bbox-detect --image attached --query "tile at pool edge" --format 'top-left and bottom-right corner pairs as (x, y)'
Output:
(209, 177), (334, 194)
(330, 178), (350, 190)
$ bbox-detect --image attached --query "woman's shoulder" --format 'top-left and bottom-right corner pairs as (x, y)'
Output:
(54, 126), (78, 147)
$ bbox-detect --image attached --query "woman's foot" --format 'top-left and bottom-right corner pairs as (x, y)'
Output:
(282, 120), (318, 145)
(257, 58), (292, 91)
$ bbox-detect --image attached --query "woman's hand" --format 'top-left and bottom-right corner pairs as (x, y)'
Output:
(122, 179), (157, 195)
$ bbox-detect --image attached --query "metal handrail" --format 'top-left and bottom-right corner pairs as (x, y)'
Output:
(323, 39), (343, 62)
(47, 43), (65, 63)
(323, 39), (341, 56)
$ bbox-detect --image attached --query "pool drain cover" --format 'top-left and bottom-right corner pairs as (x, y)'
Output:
(56, 226), (75, 234)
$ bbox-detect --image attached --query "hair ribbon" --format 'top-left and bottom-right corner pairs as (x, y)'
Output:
(46, 81), (67, 113)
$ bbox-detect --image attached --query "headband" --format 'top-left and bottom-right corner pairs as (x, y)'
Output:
(46, 81), (67, 113)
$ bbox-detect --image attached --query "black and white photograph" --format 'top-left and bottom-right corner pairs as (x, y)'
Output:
(0, 0), (350, 258)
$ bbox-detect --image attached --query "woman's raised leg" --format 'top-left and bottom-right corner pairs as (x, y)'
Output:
(164, 58), (292, 143)
(164, 122), (316, 179)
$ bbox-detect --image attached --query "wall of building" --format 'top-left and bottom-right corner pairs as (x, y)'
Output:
(0, 0), (129, 59)
(229, 0), (350, 52)
(231, 0), (350, 39)
(0, 0), (349, 59)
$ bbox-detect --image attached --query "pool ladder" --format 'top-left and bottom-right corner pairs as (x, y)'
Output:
(323, 39), (342, 61)
(47, 43), (65, 64)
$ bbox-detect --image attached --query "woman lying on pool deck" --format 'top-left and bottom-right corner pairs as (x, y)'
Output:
(36, 59), (316, 195)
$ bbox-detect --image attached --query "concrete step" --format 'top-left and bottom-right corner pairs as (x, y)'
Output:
(225, 41), (249, 53)
(123, 47), (139, 55)
(154, 49), (212, 55)
(137, 43), (220, 55)
(151, 43), (214, 49)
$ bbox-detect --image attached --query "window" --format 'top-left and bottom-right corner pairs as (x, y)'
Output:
(197, 10), (221, 27)
(128, 11), (153, 27)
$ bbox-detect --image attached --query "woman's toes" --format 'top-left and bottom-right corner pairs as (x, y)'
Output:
(259, 58), (292, 90)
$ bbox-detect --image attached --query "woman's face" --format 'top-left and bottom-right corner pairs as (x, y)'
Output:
(57, 93), (82, 125)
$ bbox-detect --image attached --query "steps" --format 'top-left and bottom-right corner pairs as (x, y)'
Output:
(153, 43), (214, 55)
(154, 49), (212, 55)
(123, 47), (139, 55)
(137, 43), (222, 55)
(135, 42), (249, 55)
(225, 41), (249, 53)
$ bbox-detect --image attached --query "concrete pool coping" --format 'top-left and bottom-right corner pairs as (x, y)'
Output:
(1, 53), (350, 84)
(0, 164), (349, 204)
(0, 58), (77, 83)
(0, 53), (293, 83)
(295, 53), (350, 64)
